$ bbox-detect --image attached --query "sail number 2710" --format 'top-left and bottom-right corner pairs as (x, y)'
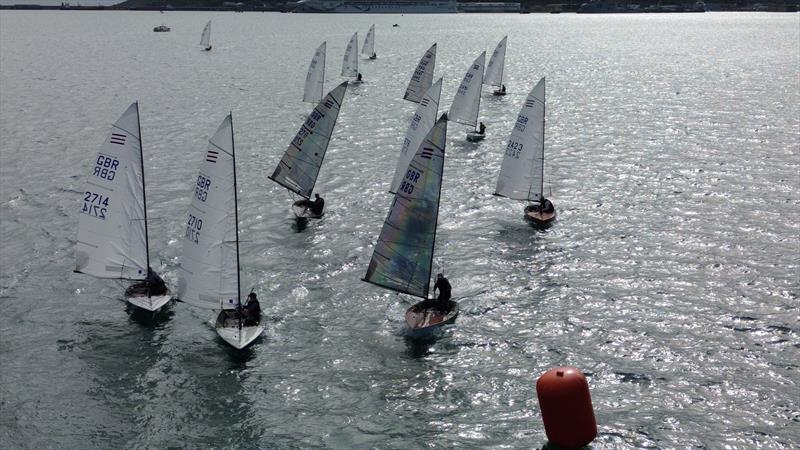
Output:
(185, 213), (202, 244)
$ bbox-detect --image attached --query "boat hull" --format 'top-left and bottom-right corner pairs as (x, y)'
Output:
(466, 131), (485, 142)
(126, 293), (171, 312)
(292, 200), (324, 219)
(405, 299), (459, 338)
(524, 204), (556, 227)
(492, 90), (506, 96)
(215, 310), (264, 349)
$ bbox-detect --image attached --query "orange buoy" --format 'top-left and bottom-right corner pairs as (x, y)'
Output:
(536, 366), (597, 449)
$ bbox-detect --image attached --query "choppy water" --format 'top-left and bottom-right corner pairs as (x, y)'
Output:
(1, 10), (798, 449)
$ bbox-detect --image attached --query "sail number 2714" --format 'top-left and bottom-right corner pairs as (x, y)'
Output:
(81, 191), (109, 220)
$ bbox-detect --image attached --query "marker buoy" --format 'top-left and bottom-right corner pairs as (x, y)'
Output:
(536, 366), (597, 449)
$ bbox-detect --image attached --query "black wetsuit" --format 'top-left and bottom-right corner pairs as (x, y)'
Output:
(434, 277), (452, 303)
(244, 299), (261, 326)
(126, 268), (168, 296)
(310, 197), (325, 215)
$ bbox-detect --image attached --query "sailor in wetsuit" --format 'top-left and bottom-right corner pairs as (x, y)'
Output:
(242, 292), (261, 326)
(415, 273), (452, 313)
(478, 122), (486, 135)
(297, 193), (325, 216)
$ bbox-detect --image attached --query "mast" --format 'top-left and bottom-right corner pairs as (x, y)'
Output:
(230, 112), (241, 306)
(475, 68), (484, 132)
(427, 119), (446, 298)
(539, 78), (546, 198)
(135, 102), (151, 277)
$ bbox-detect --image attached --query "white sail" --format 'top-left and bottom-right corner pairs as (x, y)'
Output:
(75, 102), (149, 280)
(362, 24), (375, 56)
(484, 36), (507, 88)
(363, 114), (448, 299)
(448, 51), (485, 128)
(341, 32), (358, 77)
(495, 78), (546, 201)
(390, 78), (442, 193)
(270, 82), (348, 198)
(178, 114), (241, 311)
(200, 20), (211, 48)
(403, 43), (436, 104)
(303, 41), (326, 104)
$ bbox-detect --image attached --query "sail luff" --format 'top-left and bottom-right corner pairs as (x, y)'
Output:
(134, 102), (150, 272)
(448, 52), (485, 129)
(403, 43), (436, 104)
(362, 114), (448, 299)
(539, 78), (546, 198)
(230, 113), (241, 306)
(270, 82), (348, 199)
(362, 24), (375, 55)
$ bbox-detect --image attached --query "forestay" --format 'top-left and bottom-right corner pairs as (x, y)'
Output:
(390, 78), (442, 193)
(270, 82), (348, 198)
(495, 78), (546, 201)
(200, 20), (211, 47)
(75, 102), (148, 279)
(448, 52), (485, 128)
(303, 41), (326, 104)
(341, 32), (358, 77)
(484, 36), (507, 88)
(178, 115), (240, 311)
(403, 43), (437, 104)
(363, 114), (448, 299)
(362, 25), (375, 56)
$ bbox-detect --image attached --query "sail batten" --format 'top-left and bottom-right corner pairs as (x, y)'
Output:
(391, 78), (442, 194)
(178, 114), (240, 311)
(448, 52), (485, 129)
(75, 102), (148, 280)
(270, 82), (348, 199)
(484, 36), (507, 88)
(341, 33), (358, 77)
(495, 78), (546, 201)
(363, 115), (448, 299)
(303, 42), (326, 104)
(403, 44), (436, 103)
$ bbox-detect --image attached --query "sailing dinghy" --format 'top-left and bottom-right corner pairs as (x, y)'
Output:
(177, 114), (264, 349)
(448, 52), (486, 142)
(494, 78), (556, 226)
(269, 82), (348, 219)
(341, 32), (361, 83)
(303, 41), (326, 104)
(390, 78), (442, 194)
(363, 24), (377, 59)
(363, 114), (458, 338)
(403, 43), (436, 104)
(74, 102), (171, 312)
(200, 20), (212, 51)
(485, 36), (508, 96)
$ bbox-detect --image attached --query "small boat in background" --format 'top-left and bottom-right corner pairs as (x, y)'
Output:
(485, 36), (508, 96)
(449, 52), (486, 142)
(303, 41), (326, 104)
(153, 25), (170, 32)
(200, 20), (212, 51)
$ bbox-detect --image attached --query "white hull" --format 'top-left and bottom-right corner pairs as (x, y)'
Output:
(216, 323), (264, 349)
(126, 294), (171, 312)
